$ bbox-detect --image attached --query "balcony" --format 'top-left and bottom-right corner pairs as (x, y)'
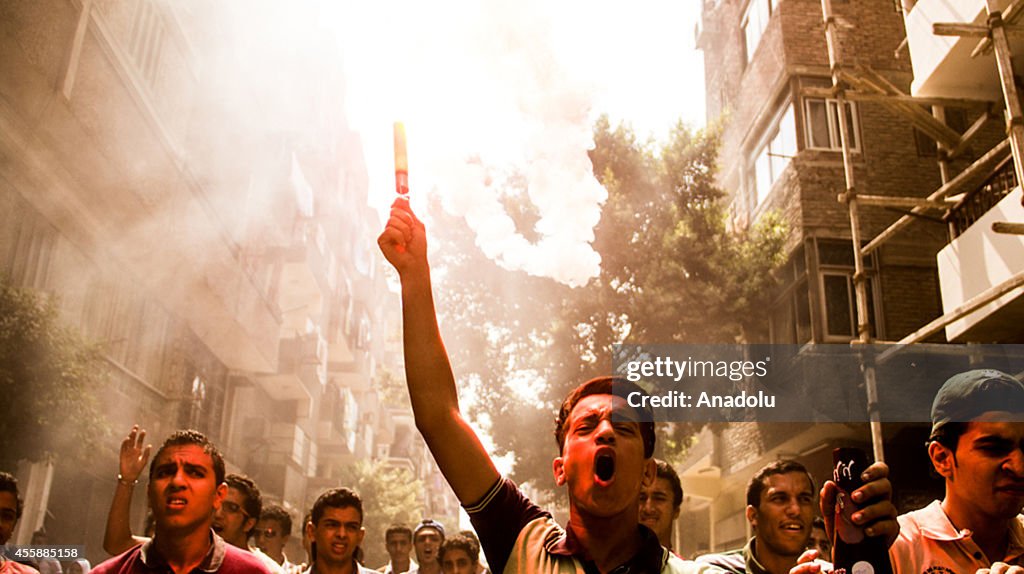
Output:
(948, 156), (1017, 238)
(904, 0), (1018, 99)
(247, 423), (311, 504)
(937, 179), (1024, 341)
(269, 219), (329, 322)
(316, 385), (357, 454)
(257, 332), (326, 402)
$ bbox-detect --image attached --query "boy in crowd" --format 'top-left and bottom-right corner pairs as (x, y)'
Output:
(640, 460), (684, 554)
(438, 536), (479, 574)
(91, 430), (269, 574)
(891, 369), (1024, 573)
(255, 505), (297, 571)
(378, 524), (414, 574)
(304, 488), (376, 574)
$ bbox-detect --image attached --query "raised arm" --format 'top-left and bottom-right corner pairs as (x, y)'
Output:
(377, 198), (500, 505)
(103, 425), (152, 555)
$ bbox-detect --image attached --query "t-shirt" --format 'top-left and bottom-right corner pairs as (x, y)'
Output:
(466, 477), (719, 574)
(890, 500), (1024, 574)
(378, 560), (415, 574)
(249, 547), (285, 574)
(91, 532), (269, 574)
(695, 538), (831, 574)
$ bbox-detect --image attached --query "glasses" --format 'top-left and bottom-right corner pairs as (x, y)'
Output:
(221, 501), (250, 518)
(256, 528), (280, 539)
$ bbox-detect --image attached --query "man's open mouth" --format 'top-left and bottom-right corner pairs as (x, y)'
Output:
(595, 452), (615, 483)
(780, 522), (804, 533)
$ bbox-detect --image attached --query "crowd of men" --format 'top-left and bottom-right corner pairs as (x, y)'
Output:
(376, 197), (1024, 574)
(1, 198), (1022, 574)
(1, 427), (468, 574)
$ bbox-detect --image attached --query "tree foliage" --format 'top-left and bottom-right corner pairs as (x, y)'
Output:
(338, 459), (426, 568)
(426, 117), (787, 500)
(0, 280), (110, 470)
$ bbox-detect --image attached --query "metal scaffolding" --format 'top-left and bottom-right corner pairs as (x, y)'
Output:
(818, 0), (1024, 461)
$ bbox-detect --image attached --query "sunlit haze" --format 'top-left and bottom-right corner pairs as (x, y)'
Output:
(330, 1), (706, 286)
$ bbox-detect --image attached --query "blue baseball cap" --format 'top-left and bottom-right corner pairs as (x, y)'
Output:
(414, 519), (445, 539)
(930, 369), (1024, 436)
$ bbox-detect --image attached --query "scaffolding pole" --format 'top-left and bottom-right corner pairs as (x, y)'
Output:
(862, 138), (1011, 256)
(895, 271), (1024, 344)
(821, 0), (1024, 463)
(987, 0), (1024, 188)
(821, 0), (886, 463)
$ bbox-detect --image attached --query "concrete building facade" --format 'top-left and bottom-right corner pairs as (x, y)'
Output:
(0, 0), (455, 561)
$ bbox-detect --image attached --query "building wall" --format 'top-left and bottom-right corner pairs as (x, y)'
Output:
(687, 0), (981, 550)
(0, 0), (424, 560)
(696, 0), (1004, 344)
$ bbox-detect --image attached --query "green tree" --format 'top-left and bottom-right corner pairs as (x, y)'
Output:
(0, 280), (110, 469)
(338, 459), (426, 568)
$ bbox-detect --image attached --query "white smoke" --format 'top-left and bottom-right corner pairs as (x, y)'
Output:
(337, 0), (611, 287)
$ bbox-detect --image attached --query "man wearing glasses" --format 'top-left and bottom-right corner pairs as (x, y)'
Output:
(214, 474), (285, 574)
(255, 505), (299, 573)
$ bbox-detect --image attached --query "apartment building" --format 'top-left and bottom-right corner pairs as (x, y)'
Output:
(0, 0), (441, 558)
(903, 0), (1024, 343)
(672, 0), (1018, 557)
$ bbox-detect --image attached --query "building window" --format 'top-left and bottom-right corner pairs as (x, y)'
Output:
(822, 273), (855, 337)
(129, 0), (165, 87)
(769, 245), (812, 345)
(751, 103), (796, 206)
(816, 240), (880, 341)
(804, 98), (860, 151)
(182, 374), (207, 430)
(3, 210), (56, 291)
(741, 0), (774, 63)
(176, 358), (226, 443)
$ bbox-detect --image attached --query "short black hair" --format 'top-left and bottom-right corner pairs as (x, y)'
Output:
(458, 530), (480, 547)
(226, 474), (262, 536)
(746, 460), (815, 508)
(655, 459), (684, 509)
(310, 487), (363, 526)
(438, 535), (479, 566)
(0, 472), (23, 520)
(554, 376), (655, 458)
(385, 524), (413, 542)
(928, 421), (968, 452)
(149, 429), (226, 485)
(226, 474), (261, 516)
(261, 504), (293, 537)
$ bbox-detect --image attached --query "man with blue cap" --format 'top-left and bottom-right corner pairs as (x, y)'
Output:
(890, 369), (1024, 573)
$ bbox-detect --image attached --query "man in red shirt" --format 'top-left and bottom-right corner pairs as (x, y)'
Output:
(91, 430), (269, 574)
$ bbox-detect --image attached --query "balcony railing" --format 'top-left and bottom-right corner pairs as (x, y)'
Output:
(947, 156), (1018, 238)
